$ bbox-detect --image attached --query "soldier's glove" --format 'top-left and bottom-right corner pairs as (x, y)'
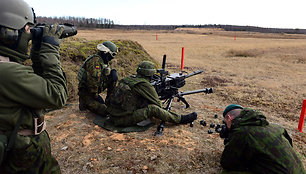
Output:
(180, 112), (197, 124)
(108, 69), (118, 83)
(219, 124), (231, 145)
(42, 23), (64, 46)
(219, 125), (229, 138)
(31, 23), (64, 51)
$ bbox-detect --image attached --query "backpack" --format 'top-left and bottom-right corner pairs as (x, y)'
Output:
(106, 75), (148, 115)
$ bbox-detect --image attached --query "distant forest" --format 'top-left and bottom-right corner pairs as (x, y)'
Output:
(37, 16), (115, 28)
(37, 16), (306, 34)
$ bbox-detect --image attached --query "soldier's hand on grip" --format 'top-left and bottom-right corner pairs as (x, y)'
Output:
(42, 23), (64, 46)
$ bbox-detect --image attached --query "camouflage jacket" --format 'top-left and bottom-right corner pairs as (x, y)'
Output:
(78, 54), (113, 97)
(221, 108), (305, 174)
(106, 74), (162, 116)
(0, 43), (68, 149)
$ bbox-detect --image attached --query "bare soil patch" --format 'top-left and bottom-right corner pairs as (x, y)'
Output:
(48, 29), (306, 173)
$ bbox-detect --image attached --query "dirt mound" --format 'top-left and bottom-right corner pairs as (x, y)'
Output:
(60, 38), (158, 101)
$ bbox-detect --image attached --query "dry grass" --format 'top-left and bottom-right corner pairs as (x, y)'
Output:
(47, 29), (306, 173)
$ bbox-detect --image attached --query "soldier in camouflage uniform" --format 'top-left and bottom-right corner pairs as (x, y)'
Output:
(0, 0), (68, 173)
(78, 41), (118, 116)
(106, 61), (197, 127)
(220, 104), (305, 174)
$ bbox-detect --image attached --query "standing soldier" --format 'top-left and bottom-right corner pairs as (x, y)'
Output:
(0, 0), (68, 173)
(78, 41), (118, 116)
(106, 61), (197, 127)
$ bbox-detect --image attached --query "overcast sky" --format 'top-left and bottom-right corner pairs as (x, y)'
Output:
(24, 0), (305, 29)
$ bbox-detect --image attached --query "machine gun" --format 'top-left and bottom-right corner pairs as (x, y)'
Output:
(151, 55), (213, 136)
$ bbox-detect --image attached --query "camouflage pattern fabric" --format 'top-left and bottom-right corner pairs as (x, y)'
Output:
(0, 131), (60, 174)
(78, 90), (107, 116)
(78, 55), (114, 116)
(221, 108), (305, 174)
(94, 115), (154, 133)
(0, 42), (67, 173)
(110, 104), (180, 126)
(106, 75), (181, 127)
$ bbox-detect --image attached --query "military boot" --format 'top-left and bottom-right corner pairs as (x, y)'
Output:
(180, 112), (198, 124)
(79, 98), (86, 111)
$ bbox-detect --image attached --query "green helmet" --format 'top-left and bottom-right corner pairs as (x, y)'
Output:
(0, 0), (35, 57)
(0, 0), (35, 30)
(97, 41), (118, 58)
(137, 61), (156, 77)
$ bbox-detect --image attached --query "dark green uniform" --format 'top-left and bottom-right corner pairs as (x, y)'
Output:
(221, 108), (305, 174)
(106, 75), (181, 126)
(0, 42), (67, 173)
(78, 54), (114, 116)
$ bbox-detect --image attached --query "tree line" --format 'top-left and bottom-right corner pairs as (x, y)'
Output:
(113, 24), (306, 34)
(36, 16), (306, 34)
(37, 16), (115, 28)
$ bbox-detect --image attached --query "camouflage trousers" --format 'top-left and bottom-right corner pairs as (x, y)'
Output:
(78, 91), (108, 116)
(111, 104), (181, 126)
(0, 131), (61, 174)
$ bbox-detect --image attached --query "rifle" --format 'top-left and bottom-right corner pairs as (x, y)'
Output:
(151, 55), (213, 136)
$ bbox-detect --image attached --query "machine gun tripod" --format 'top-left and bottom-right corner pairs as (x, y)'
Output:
(151, 55), (213, 136)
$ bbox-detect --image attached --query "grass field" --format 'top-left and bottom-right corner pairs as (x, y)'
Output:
(48, 28), (306, 173)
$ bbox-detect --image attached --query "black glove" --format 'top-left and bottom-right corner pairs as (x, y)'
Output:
(96, 95), (105, 104)
(219, 124), (231, 145)
(108, 69), (118, 83)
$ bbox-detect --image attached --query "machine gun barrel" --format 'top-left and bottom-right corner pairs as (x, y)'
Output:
(177, 88), (213, 97)
(153, 54), (213, 136)
(185, 70), (203, 78)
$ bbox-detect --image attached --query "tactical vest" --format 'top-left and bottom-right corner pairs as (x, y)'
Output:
(106, 75), (149, 115)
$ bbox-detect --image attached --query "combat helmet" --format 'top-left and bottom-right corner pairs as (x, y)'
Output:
(0, 0), (36, 56)
(97, 41), (118, 58)
(137, 61), (156, 77)
(0, 0), (35, 30)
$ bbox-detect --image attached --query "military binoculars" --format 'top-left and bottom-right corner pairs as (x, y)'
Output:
(31, 23), (77, 39)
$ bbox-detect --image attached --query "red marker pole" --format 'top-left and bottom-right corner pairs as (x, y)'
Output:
(156, 34), (158, 40)
(181, 47), (184, 71)
(298, 99), (306, 133)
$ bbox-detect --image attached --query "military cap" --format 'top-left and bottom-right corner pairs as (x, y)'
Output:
(223, 104), (243, 117)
